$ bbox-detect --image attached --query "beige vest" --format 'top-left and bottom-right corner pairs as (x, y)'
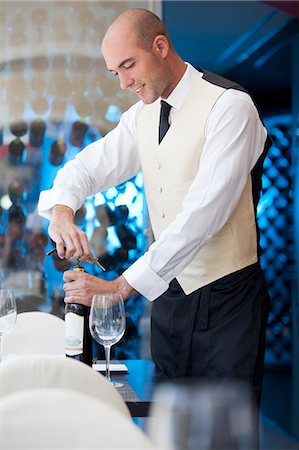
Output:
(136, 78), (258, 294)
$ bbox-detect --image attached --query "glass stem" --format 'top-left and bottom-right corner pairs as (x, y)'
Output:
(104, 345), (111, 382)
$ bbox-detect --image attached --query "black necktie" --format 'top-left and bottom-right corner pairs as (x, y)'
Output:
(158, 100), (171, 144)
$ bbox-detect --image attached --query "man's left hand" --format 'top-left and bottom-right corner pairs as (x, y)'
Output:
(63, 270), (137, 306)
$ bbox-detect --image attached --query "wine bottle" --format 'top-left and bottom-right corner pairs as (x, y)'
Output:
(115, 224), (137, 250)
(65, 263), (93, 366)
(115, 204), (129, 221)
(74, 204), (87, 227)
(97, 252), (116, 272)
(95, 204), (116, 227)
(49, 139), (67, 166)
(29, 118), (46, 147)
(69, 120), (88, 148)
(8, 203), (27, 227)
(9, 121), (28, 138)
(8, 138), (25, 165)
(7, 203), (27, 243)
(8, 180), (25, 204)
(113, 247), (128, 264)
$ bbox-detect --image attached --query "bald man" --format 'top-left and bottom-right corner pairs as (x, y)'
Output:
(38, 8), (270, 410)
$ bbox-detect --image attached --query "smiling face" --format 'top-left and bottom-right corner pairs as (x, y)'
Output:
(101, 20), (175, 104)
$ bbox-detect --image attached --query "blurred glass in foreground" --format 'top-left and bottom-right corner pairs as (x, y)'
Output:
(148, 380), (258, 450)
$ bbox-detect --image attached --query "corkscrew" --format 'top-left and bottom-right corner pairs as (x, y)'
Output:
(74, 258), (84, 271)
(45, 247), (106, 272)
(77, 255), (106, 272)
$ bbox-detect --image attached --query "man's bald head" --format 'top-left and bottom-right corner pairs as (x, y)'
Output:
(101, 7), (186, 102)
(102, 8), (174, 52)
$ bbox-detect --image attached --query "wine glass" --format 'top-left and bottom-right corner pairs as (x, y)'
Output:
(89, 293), (126, 387)
(148, 380), (258, 450)
(0, 289), (17, 363)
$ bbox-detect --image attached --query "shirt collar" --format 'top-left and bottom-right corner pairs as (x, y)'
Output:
(163, 63), (203, 111)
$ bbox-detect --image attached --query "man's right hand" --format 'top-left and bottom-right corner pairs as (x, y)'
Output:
(48, 205), (91, 260)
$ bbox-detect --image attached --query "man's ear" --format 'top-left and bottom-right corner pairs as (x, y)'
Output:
(152, 34), (169, 59)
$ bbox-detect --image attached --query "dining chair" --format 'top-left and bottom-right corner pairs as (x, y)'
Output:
(0, 387), (156, 449)
(2, 311), (65, 356)
(0, 354), (130, 418)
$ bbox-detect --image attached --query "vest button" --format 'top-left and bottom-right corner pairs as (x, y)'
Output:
(158, 186), (163, 193)
(160, 211), (165, 219)
(156, 161), (161, 169)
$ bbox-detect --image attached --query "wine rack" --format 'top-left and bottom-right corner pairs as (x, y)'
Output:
(258, 116), (294, 366)
(0, 119), (148, 360)
(0, 0), (152, 360)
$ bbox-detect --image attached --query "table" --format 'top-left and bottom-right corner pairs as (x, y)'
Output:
(95, 359), (157, 417)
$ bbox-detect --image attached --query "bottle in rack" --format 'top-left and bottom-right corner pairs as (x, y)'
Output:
(65, 261), (93, 366)
(29, 118), (46, 148)
(8, 138), (25, 165)
(49, 139), (67, 166)
(69, 120), (88, 148)
(9, 121), (28, 138)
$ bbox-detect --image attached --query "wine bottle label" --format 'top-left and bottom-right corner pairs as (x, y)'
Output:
(65, 311), (84, 356)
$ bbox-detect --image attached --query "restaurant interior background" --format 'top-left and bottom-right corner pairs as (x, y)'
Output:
(0, 0), (298, 444)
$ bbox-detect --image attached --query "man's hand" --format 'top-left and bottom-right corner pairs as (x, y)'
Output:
(48, 205), (91, 260)
(63, 271), (137, 306)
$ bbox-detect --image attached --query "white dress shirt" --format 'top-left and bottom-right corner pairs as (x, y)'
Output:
(38, 63), (267, 301)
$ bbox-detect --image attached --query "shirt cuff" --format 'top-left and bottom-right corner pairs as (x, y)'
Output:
(122, 256), (169, 301)
(37, 188), (80, 220)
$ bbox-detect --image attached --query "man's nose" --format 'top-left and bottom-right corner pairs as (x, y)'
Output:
(119, 73), (133, 90)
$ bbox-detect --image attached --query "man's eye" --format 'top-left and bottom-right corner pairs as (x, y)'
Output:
(124, 63), (135, 70)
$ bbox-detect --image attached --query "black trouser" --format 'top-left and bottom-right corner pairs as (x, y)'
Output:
(151, 263), (270, 446)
